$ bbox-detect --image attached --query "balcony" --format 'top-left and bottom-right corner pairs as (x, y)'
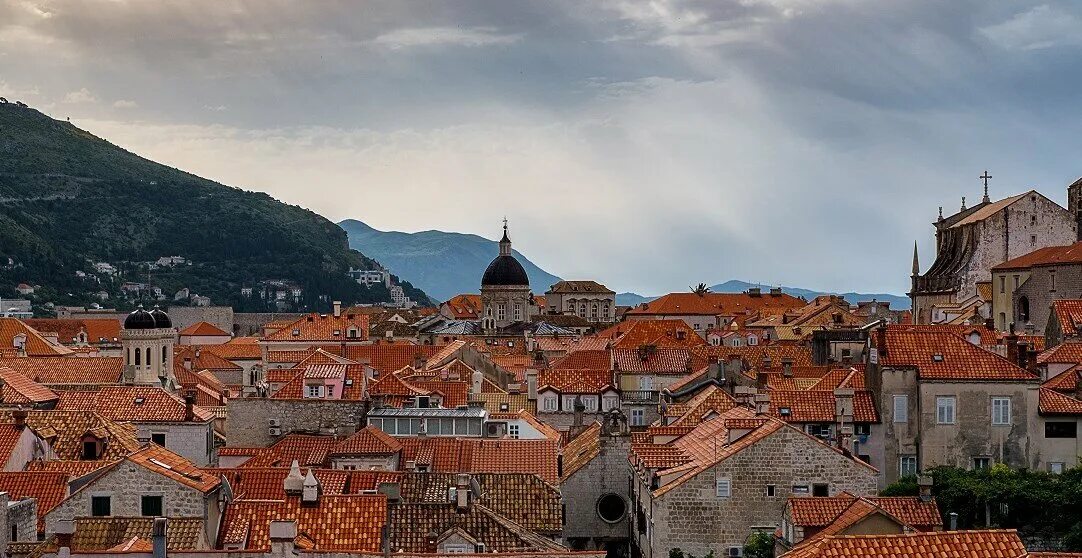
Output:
(621, 390), (660, 404)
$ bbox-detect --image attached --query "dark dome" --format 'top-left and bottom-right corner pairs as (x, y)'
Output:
(150, 306), (171, 328)
(124, 306), (156, 330)
(481, 255), (529, 287)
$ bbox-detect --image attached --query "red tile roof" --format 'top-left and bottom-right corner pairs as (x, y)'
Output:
(263, 312), (370, 343)
(342, 344), (441, 376)
(1038, 341), (1082, 365)
(788, 494), (941, 530)
(179, 321), (231, 336)
(25, 459), (116, 478)
(329, 426), (402, 456)
(0, 471), (71, 531)
(538, 368), (614, 393)
(398, 437), (560, 484)
(0, 368), (58, 404)
(271, 364), (367, 400)
(595, 319), (706, 349)
(613, 347), (698, 374)
(0, 318), (73, 356)
(220, 495), (385, 551)
(0, 423), (25, 469)
(993, 242), (1082, 271)
(0, 356), (123, 384)
(201, 337), (262, 360)
(208, 467), (403, 500)
(55, 385), (215, 422)
(443, 294), (483, 319)
(175, 346), (242, 371)
(784, 529), (1027, 558)
(123, 444), (220, 493)
(1039, 388), (1082, 415)
(548, 349), (611, 370)
(881, 326), (1037, 381)
(625, 292), (804, 317)
(768, 390), (879, 423)
(23, 319), (121, 346)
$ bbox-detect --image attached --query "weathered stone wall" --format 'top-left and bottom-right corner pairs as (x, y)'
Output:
(225, 399), (368, 447)
(1037, 416), (1082, 471)
(1013, 263), (1082, 333)
(875, 366), (920, 487)
(641, 426), (878, 558)
(44, 462), (211, 536)
(168, 307), (235, 334)
(234, 313), (304, 337)
(7, 497), (37, 542)
(138, 422), (215, 466)
(563, 434), (631, 547)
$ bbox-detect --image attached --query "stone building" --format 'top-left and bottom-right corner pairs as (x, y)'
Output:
(480, 222), (539, 332)
(624, 290), (804, 336)
(867, 325), (1041, 487)
(629, 407), (877, 558)
(545, 281), (617, 324)
(910, 182), (1080, 326)
(776, 490), (942, 554)
(991, 242), (1082, 333)
(561, 416), (632, 555)
(43, 444), (223, 546)
(120, 306), (178, 386)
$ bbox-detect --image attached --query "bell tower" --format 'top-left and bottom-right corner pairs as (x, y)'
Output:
(1068, 177), (1082, 240)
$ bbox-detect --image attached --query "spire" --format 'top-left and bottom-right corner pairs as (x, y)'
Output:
(938, 206), (943, 221)
(911, 241), (920, 276)
(961, 196), (967, 211)
(499, 217), (512, 256)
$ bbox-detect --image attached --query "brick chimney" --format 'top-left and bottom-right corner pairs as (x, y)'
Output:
(333, 301), (342, 318)
(184, 391), (196, 422)
(782, 359), (793, 378)
(12, 407), (27, 430)
(1004, 334), (1020, 368)
(918, 475), (933, 502)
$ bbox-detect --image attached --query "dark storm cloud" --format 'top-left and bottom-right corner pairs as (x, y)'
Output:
(2, 0), (1080, 295)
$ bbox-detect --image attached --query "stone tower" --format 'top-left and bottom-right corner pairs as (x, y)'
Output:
(480, 221), (533, 333)
(121, 305), (178, 386)
(1068, 177), (1082, 240)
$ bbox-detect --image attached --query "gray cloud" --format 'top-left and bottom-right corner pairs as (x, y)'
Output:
(2, 0), (1080, 296)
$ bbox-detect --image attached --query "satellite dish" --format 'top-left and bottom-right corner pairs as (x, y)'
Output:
(469, 477), (483, 498)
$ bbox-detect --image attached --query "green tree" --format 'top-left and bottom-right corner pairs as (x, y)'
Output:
(744, 532), (775, 558)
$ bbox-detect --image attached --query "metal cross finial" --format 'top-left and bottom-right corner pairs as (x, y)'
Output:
(980, 170), (992, 188)
(502, 216), (508, 231)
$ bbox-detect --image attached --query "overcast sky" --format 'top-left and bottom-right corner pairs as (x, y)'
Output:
(3, 1), (1082, 296)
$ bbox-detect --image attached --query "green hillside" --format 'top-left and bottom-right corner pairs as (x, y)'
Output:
(0, 103), (430, 311)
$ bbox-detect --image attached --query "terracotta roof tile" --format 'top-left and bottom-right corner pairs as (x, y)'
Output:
(55, 385), (215, 422)
(399, 472), (562, 535)
(613, 347), (696, 374)
(23, 319), (121, 346)
(882, 327), (1037, 381)
(25, 459), (116, 478)
(788, 494), (941, 530)
(66, 517), (207, 551)
(0, 318), (73, 356)
(263, 312), (370, 343)
(200, 337), (262, 360)
(6, 410), (140, 460)
(178, 321), (231, 336)
(539, 369), (614, 393)
(1038, 341), (1082, 365)
(343, 344), (441, 376)
(561, 422), (601, 479)
(329, 426), (403, 456)
(625, 292), (804, 317)
(0, 356), (123, 384)
(0, 368), (58, 404)
(784, 528), (1026, 558)
(0, 471), (70, 531)
(1039, 388), (1082, 415)
(175, 346), (242, 371)
(768, 390), (879, 423)
(220, 495), (385, 551)
(398, 437), (560, 484)
(595, 320), (706, 349)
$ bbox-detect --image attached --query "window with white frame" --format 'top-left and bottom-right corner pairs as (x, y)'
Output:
(305, 384), (325, 398)
(900, 455), (918, 477)
(603, 395), (619, 411)
(715, 476), (731, 498)
(893, 395), (908, 423)
(562, 395), (577, 411)
(508, 424), (520, 439)
(638, 376), (654, 391)
(584, 397), (598, 412)
(514, 304), (522, 321)
(630, 408), (644, 426)
(936, 396), (956, 424)
(991, 397), (1011, 425)
(496, 304), (506, 321)
(542, 396), (558, 412)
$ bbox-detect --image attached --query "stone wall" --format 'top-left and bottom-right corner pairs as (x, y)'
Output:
(225, 399), (368, 447)
(7, 496), (37, 542)
(234, 313), (304, 337)
(137, 422), (215, 466)
(638, 426), (878, 558)
(563, 434), (632, 548)
(44, 462), (213, 540)
(1013, 263), (1082, 333)
(168, 307), (235, 334)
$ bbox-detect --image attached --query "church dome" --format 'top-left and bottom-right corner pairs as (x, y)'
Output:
(481, 255), (529, 287)
(481, 221), (529, 287)
(124, 306), (156, 330)
(149, 306), (171, 328)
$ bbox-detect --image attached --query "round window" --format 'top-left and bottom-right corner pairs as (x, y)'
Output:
(596, 493), (627, 523)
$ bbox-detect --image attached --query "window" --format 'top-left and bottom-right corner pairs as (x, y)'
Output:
(1050, 462), (1066, 474)
(91, 496), (111, 517)
(10, 524), (17, 542)
(807, 424), (831, 440)
(151, 433), (166, 447)
(443, 544), (473, 554)
(893, 395), (908, 423)
(135, 348), (141, 366)
(936, 396), (956, 424)
(1045, 422), (1077, 438)
(791, 484), (810, 495)
(630, 408), (645, 426)
(726, 547), (742, 557)
(1013, 275), (1020, 289)
(638, 376), (654, 391)
(305, 384), (325, 399)
(603, 396), (619, 411)
(812, 484), (829, 497)
(496, 304), (506, 321)
(972, 457), (991, 471)
(542, 397), (558, 412)
(508, 424), (520, 439)
(999, 276), (1005, 293)
(854, 424), (870, 436)
(765, 485), (775, 497)
(991, 397), (1011, 425)
(1051, 270), (1057, 291)
(584, 397), (598, 412)
(715, 476), (732, 498)
(596, 494), (626, 523)
(82, 440), (99, 460)
(562, 395), (577, 411)
(900, 455), (918, 477)
(141, 495), (163, 517)
(514, 304), (522, 321)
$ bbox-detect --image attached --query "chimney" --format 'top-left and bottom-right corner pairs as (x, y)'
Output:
(183, 357), (192, 370)
(949, 512), (958, 531)
(572, 396), (585, 429)
(284, 460), (304, 495)
(269, 520), (298, 558)
(385, 329), (394, 340)
(525, 334), (536, 353)
(917, 475), (933, 503)
(754, 393), (771, 416)
(1024, 322), (1036, 335)
(874, 324), (888, 359)
(333, 301), (343, 317)
(471, 369), (483, 396)
(526, 370), (538, 401)
(834, 389), (854, 424)
(455, 473), (471, 512)
(748, 287), (761, 297)
(755, 371), (768, 390)
(12, 407), (27, 430)
(1004, 334), (1020, 368)
(55, 519), (74, 558)
(984, 318), (995, 331)
(184, 391), (196, 422)
(302, 469), (320, 504)
(709, 360), (723, 381)
(769, 287), (782, 296)
(762, 356), (773, 369)
(123, 364), (136, 384)
(782, 359), (793, 377)
(152, 517), (167, 558)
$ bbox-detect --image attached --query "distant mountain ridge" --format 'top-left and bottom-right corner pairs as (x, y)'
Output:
(617, 280), (909, 309)
(339, 219), (563, 302)
(0, 103), (429, 310)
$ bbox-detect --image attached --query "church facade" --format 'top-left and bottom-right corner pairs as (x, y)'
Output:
(910, 180), (1080, 326)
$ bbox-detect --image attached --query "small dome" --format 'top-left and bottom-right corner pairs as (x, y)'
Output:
(124, 306), (156, 330)
(150, 306), (171, 328)
(481, 255), (529, 287)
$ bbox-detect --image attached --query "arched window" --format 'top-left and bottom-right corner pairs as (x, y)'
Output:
(1018, 296), (1030, 323)
(135, 348), (142, 366)
(162, 345), (168, 364)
